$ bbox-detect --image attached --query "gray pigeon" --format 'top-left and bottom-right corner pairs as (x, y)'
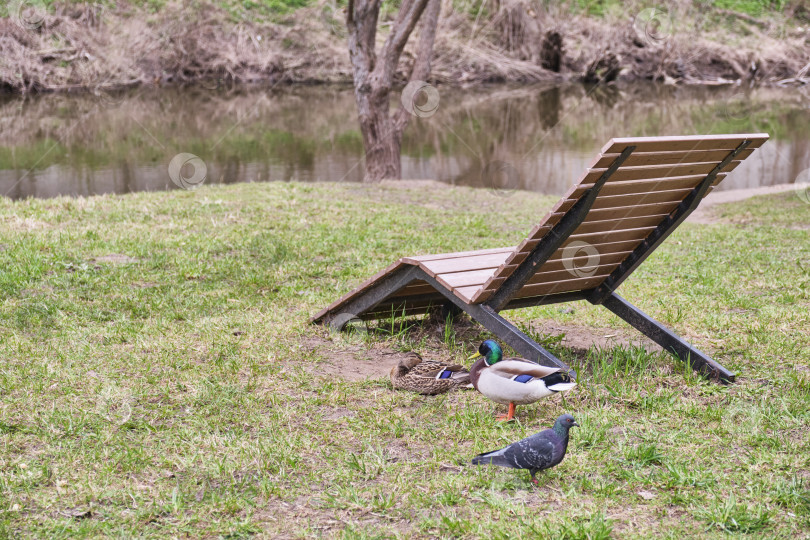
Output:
(471, 413), (578, 484)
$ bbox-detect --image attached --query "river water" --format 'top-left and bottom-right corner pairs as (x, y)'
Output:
(1, 83), (808, 200)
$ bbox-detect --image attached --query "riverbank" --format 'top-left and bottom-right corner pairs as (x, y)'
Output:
(0, 181), (808, 536)
(1, 0), (808, 94)
(3, 83), (809, 200)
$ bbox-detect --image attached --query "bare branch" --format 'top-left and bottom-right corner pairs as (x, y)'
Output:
(345, 0), (441, 180)
(409, 0), (441, 83)
(346, 0), (383, 89)
(393, 0), (441, 131)
(373, 0), (431, 84)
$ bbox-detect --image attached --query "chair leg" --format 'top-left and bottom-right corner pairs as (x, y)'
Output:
(414, 271), (576, 379)
(469, 304), (575, 377)
(322, 266), (420, 330)
(321, 266), (575, 379)
(600, 292), (735, 383)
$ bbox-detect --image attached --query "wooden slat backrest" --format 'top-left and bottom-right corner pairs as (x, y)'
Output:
(314, 133), (769, 323)
(471, 133), (769, 303)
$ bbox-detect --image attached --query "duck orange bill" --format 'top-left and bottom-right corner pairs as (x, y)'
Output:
(468, 352), (482, 360)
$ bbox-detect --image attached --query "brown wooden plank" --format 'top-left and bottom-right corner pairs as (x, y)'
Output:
(521, 264), (622, 286)
(506, 250), (531, 267)
(479, 242), (641, 296)
(471, 289), (495, 303)
(513, 274), (610, 298)
(502, 291), (591, 308)
(420, 252), (511, 276)
(483, 230), (652, 293)
(446, 255), (625, 293)
(517, 237), (543, 252)
(406, 246), (515, 263)
(311, 259), (411, 322)
(603, 134), (768, 154)
(455, 285), (487, 301)
(483, 257), (626, 292)
(552, 238), (645, 259)
(362, 308), (430, 320)
(566, 227), (656, 246)
(550, 201), (680, 223)
(366, 297), (444, 312)
(542, 250), (631, 273)
(568, 173), (727, 199)
(569, 214), (670, 235)
(580, 160), (740, 185)
(556, 188), (692, 214)
(363, 302), (442, 319)
(509, 236), (647, 269)
(591, 148), (755, 168)
(491, 251), (632, 283)
(390, 281), (438, 298)
(439, 269), (499, 289)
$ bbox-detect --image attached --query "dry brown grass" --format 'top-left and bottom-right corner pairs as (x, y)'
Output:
(0, 0), (807, 93)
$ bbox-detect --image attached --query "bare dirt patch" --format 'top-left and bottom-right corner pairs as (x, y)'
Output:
(531, 319), (657, 355)
(304, 316), (656, 383)
(301, 336), (401, 382)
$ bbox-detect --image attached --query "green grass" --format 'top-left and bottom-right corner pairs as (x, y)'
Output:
(0, 183), (808, 537)
(570, 0), (790, 17)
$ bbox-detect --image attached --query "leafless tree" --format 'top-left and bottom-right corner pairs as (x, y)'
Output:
(346, 0), (441, 181)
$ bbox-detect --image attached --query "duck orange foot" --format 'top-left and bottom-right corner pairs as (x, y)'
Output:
(496, 402), (516, 421)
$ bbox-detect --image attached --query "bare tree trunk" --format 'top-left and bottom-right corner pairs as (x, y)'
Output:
(347, 0), (441, 182)
(357, 91), (402, 179)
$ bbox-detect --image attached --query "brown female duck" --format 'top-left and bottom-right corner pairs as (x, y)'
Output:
(390, 352), (472, 395)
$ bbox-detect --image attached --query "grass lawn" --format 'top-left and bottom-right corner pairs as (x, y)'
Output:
(0, 182), (808, 538)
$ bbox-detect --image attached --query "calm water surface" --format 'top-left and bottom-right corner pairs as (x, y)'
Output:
(1, 83), (809, 200)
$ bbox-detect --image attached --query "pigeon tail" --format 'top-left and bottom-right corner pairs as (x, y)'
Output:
(471, 414), (578, 478)
(471, 452), (515, 469)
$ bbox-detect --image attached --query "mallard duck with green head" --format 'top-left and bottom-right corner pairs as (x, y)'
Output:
(468, 340), (576, 421)
(390, 352), (472, 395)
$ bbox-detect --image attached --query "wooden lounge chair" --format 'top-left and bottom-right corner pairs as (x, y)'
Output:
(313, 134), (770, 383)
